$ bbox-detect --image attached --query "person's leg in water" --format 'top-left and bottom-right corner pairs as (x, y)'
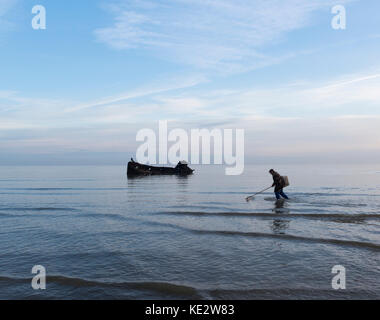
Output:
(275, 191), (281, 200)
(279, 189), (289, 199)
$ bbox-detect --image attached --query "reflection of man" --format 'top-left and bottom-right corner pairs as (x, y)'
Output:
(269, 169), (289, 200)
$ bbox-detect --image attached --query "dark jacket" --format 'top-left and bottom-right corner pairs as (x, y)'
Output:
(272, 171), (285, 192)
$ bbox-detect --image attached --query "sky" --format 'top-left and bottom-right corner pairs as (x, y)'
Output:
(0, 0), (380, 165)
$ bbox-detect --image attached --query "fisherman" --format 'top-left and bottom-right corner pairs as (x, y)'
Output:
(269, 169), (289, 200)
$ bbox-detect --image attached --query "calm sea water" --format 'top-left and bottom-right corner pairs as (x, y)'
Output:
(0, 164), (379, 300)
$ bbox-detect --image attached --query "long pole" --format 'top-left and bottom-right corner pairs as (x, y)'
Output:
(246, 186), (272, 202)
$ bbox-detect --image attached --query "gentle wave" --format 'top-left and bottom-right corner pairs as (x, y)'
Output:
(158, 211), (380, 220)
(1, 275), (376, 299)
(290, 192), (380, 197)
(205, 288), (377, 300)
(191, 229), (380, 251)
(0, 210), (142, 223)
(0, 213), (13, 218)
(168, 205), (238, 211)
(0, 188), (127, 191)
(0, 213), (57, 219)
(0, 207), (76, 212)
(0, 275), (201, 298)
(135, 219), (380, 251)
(0, 276), (28, 284)
(306, 202), (368, 208)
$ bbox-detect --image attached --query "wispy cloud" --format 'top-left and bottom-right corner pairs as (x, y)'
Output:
(65, 74), (206, 112)
(3, 68), (380, 130)
(229, 71), (380, 117)
(95, 0), (349, 72)
(2, 66), (380, 160)
(0, 0), (17, 30)
(81, 69), (380, 122)
(0, 0), (16, 15)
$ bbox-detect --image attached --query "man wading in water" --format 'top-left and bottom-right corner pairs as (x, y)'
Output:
(269, 169), (289, 200)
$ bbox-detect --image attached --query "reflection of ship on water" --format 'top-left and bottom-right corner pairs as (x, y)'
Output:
(126, 163), (192, 204)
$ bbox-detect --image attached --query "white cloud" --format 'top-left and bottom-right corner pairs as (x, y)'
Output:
(4, 68), (380, 130)
(95, 0), (350, 72)
(190, 71), (380, 118)
(1, 67), (380, 162)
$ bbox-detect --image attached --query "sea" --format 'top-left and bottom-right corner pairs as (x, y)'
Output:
(0, 164), (379, 299)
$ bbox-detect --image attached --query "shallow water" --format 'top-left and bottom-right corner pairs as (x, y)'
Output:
(0, 164), (379, 299)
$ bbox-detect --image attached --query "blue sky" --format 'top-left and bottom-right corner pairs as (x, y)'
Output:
(0, 0), (380, 164)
